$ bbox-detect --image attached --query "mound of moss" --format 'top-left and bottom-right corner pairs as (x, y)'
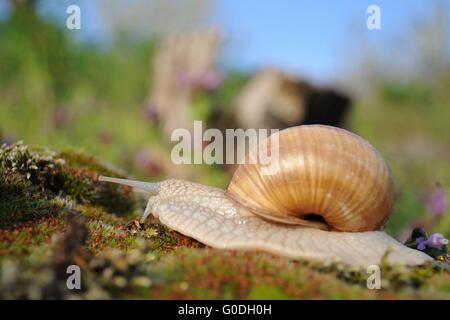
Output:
(0, 142), (449, 299)
(0, 142), (135, 219)
(0, 142), (193, 258)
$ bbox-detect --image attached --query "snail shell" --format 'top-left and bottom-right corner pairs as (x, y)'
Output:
(98, 125), (431, 267)
(227, 125), (395, 232)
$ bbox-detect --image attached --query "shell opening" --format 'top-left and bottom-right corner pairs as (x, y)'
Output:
(302, 213), (328, 225)
(279, 211), (331, 231)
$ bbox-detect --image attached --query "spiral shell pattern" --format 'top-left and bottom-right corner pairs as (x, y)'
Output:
(227, 125), (395, 232)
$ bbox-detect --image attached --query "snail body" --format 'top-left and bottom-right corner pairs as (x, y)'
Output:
(99, 125), (431, 267)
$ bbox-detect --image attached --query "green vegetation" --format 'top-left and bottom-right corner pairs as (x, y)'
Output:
(0, 3), (449, 299)
(350, 76), (450, 237)
(0, 141), (449, 299)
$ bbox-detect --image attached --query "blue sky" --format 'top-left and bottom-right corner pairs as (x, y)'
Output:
(1, 0), (448, 81)
(213, 0), (449, 81)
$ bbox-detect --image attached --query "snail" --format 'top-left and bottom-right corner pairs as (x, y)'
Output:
(99, 125), (431, 267)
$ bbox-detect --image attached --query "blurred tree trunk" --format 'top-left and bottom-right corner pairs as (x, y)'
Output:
(148, 29), (221, 137)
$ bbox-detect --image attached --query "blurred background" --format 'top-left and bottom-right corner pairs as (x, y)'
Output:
(0, 0), (449, 239)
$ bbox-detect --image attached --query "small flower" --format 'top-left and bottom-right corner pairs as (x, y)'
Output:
(405, 228), (449, 258)
(196, 70), (223, 90)
(416, 233), (448, 250)
(426, 233), (449, 249)
(426, 183), (448, 217)
(176, 70), (223, 91)
(416, 237), (427, 250)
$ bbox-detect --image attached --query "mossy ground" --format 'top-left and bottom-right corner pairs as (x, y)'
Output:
(0, 142), (449, 299)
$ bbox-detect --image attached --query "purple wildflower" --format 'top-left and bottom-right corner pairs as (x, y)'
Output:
(426, 183), (448, 217)
(416, 237), (427, 250)
(196, 70), (223, 90)
(176, 70), (223, 91)
(427, 233), (449, 248)
(416, 233), (449, 250)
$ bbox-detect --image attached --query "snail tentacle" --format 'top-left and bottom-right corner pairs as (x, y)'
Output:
(98, 175), (160, 194)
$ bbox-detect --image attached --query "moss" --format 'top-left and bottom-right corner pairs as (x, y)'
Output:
(58, 149), (136, 215)
(58, 149), (125, 176)
(1, 142), (449, 299)
(143, 250), (450, 299)
(0, 215), (65, 259)
(84, 216), (202, 255)
(1, 232), (449, 299)
(0, 142), (137, 217)
(0, 142), (143, 263)
(247, 284), (292, 299)
(0, 171), (63, 229)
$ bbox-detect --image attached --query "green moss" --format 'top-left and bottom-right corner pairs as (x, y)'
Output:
(142, 250), (450, 299)
(0, 142), (143, 264)
(0, 215), (65, 259)
(1, 232), (449, 299)
(248, 284), (292, 299)
(1, 142), (449, 299)
(0, 142), (137, 216)
(58, 149), (124, 175)
(0, 171), (62, 228)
